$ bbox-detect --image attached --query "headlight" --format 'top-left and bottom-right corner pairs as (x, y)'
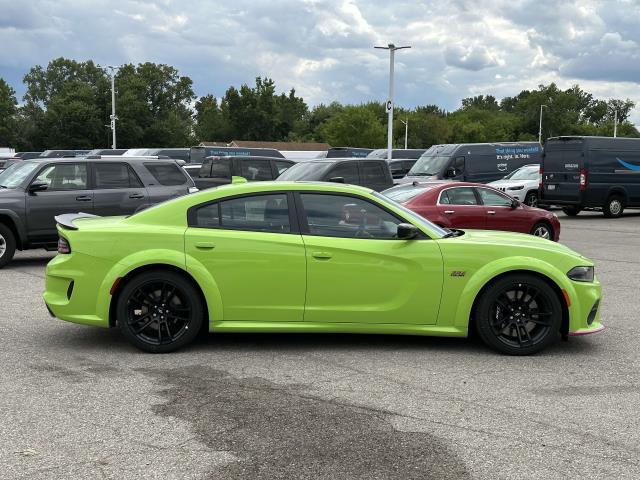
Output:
(507, 185), (525, 190)
(567, 266), (594, 282)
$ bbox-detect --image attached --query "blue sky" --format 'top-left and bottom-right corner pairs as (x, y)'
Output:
(1, 0), (639, 123)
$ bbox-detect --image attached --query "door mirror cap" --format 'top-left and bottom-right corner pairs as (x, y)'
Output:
(445, 168), (457, 178)
(510, 199), (519, 209)
(28, 181), (48, 193)
(328, 176), (345, 184)
(397, 223), (419, 240)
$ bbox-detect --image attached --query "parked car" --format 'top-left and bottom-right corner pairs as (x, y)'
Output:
(142, 148), (190, 162)
(320, 147), (373, 158)
(367, 149), (426, 159)
(383, 181), (560, 240)
(39, 150), (81, 158)
(388, 159), (418, 180)
(488, 164), (541, 206)
(399, 142), (542, 184)
(539, 136), (640, 217)
(0, 157), (196, 268)
(44, 180), (602, 355)
(277, 158), (393, 191)
(194, 156), (295, 190)
(86, 149), (127, 156)
(14, 152), (44, 159)
(190, 146), (285, 164)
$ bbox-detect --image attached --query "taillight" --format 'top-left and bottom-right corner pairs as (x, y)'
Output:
(58, 236), (71, 254)
(539, 167), (544, 187)
(579, 168), (588, 191)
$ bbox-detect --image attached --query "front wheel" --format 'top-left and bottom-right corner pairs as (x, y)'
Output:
(562, 206), (581, 216)
(531, 222), (553, 240)
(474, 274), (562, 355)
(524, 191), (538, 207)
(0, 224), (16, 269)
(603, 195), (624, 218)
(117, 271), (203, 353)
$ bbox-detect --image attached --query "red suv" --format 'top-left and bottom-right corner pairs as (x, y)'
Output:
(384, 181), (561, 241)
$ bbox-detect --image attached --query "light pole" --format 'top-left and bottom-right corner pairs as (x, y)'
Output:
(400, 118), (408, 149)
(613, 109), (618, 138)
(375, 43), (411, 161)
(100, 65), (121, 149)
(538, 104), (548, 144)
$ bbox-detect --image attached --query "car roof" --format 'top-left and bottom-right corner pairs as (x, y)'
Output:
(302, 157), (386, 163)
(22, 156), (179, 165)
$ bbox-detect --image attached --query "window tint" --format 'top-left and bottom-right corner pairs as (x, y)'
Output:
(210, 158), (232, 179)
(144, 163), (187, 186)
(441, 187), (478, 205)
(94, 163), (143, 189)
(361, 162), (386, 182)
(300, 193), (402, 239)
(453, 156), (465, 172)
(240, 159), (273, 181)
(33, 163), (88, 190)
(477, 188), (513, 207)
(326, 162), (358, 184)
(195, 203), (220, 228)
(220, 194), (290, 233)
(275, 160), (293, 175)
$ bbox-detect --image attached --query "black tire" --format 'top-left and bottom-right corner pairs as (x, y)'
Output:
(530, 221), (554, 241)
(603, 195), (624, 218)
(0, 223), (16, 269)
(524, 191), (538, 207)
(117, 270), (203, 353)
(474, 274), (562, 355)
(562, 206), (581, 216)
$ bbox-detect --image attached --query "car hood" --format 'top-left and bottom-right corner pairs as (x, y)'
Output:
(488, 179), (538, 188)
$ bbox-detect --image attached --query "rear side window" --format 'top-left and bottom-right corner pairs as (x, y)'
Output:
(144, 163), (188, 186)
(326, 162), (358, 184)
(240, 159), (273, 181)
(440, 187), (478, 205)
(94, 163), (143, 189)
(211, 158), (232, 179)
(361, 162), (386, 181)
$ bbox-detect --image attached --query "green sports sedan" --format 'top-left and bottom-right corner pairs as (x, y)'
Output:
(44, 181), (604, 354)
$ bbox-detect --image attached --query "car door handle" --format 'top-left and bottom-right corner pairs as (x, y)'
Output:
(75, 195), (92, 202)
(444, 210), (455, 214)
(487, 210), (496, 215)
(195, 242), (215, 250)
(312, 251), (332, 260)
(129, 193), (145, 199)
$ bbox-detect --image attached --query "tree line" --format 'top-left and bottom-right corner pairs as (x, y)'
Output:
(0, 57), (637, 151)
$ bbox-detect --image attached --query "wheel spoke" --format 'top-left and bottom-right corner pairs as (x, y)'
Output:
(133, 316), (155, 334)
(128, 312), (151, 326)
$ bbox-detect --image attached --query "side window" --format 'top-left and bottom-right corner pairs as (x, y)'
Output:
(360, 161), (386, 182)
(326, 162), (358, 184)
(144, 163), (187, 186)
(221, 194), (290, 233)
(240, 159), (273, 181)
(453, 156), (465, 173)
(443, 187), (478, 205)
(94, 163), (143, 189)
(300, 193), (402, 239)
(274, 161), (293, 175)
(210, 158), (232, 179)
(33, 163), (88, 191)
(439, 190), (450, 204)
(198, 159), (212, 178)
(195, 203), (220, 228)
(477, 188), (513, 207)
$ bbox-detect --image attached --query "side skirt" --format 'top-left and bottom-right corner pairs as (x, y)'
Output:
(210, 321), (468, 338)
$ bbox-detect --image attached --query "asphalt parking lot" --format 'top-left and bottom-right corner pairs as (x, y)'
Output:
(1, 211), (639, 480)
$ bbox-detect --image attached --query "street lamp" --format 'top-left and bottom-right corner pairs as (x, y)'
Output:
(613, 109), (618, 138)
(538, 104), (548, 144)
(375, 43), (411, 160)
(400, 118), (408, 149)
(99, 65), (122, 149)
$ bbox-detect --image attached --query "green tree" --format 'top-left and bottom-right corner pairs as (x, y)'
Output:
(314, 106), (385, 147)
(0, 78), (18, 146)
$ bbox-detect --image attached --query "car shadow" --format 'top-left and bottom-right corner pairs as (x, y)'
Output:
(5, 256), (54, 268)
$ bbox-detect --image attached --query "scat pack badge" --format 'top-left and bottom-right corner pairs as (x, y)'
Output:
(450, 271), (466, 277)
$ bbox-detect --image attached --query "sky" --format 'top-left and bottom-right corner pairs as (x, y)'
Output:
(1, 0), (639, 122)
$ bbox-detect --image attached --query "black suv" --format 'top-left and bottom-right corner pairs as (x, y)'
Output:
(194, 156), (295, 190)
(0, 157), (196, 267)
(276, 158), (393, 191)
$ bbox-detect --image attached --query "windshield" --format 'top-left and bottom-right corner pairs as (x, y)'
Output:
(408, 155), (450, 176)
(383, 185), (431, 203)
(504, 165), (540, 180)
(0, 162), (40, 188)
(372, 192), (448, 238)
(276, 162), (331, 181)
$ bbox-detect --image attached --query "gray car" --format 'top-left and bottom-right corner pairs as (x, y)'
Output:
(0, 157), (197, 268)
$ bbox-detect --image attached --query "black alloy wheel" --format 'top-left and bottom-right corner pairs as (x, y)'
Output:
(475, 274), (562, 355)
(117, 271), (203, 353)
(524, 191), (538, 207)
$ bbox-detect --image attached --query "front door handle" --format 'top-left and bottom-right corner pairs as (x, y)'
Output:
(195, 242), (215, 250)
(75, 195), (92, 202)
(487, 210), (496, 215)
(129, 193), (145, 199)
(444, 210), (455, 214)
(312, 251), (332, 260)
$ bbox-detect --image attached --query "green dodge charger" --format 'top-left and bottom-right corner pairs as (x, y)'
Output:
(43, 181), (604, 354)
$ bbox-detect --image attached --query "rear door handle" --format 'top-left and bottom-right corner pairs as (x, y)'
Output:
(487, 210), (496, 215)
(312, 251), (332, 260)
(444, 210), (455, 214)
(75, 195), (92, 202)
(195, 242), (216, 250)
(129, 193), (145, 199)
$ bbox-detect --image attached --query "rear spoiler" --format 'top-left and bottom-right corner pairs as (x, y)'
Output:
(55, 212), (99, 230)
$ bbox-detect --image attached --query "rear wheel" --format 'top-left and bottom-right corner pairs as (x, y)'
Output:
(530, 222), (553, 240)
(562, 206), (581, 216)
(117, 271), (203, 353)
(474, 274), (562, 355)
(524, 191), (538, 207)
(603, 195), (624, 218)
(0, 224), (16, 269)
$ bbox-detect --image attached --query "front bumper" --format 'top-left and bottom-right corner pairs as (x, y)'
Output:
(567, 278), (603, 335)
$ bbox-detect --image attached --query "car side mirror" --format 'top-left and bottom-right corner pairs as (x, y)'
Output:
(328, 176), (345, 183)
(445, 168), (456, 178)
(510, 199), (519, 209)
(28, 181), (48, 193)
(397, 223), (419, 240)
